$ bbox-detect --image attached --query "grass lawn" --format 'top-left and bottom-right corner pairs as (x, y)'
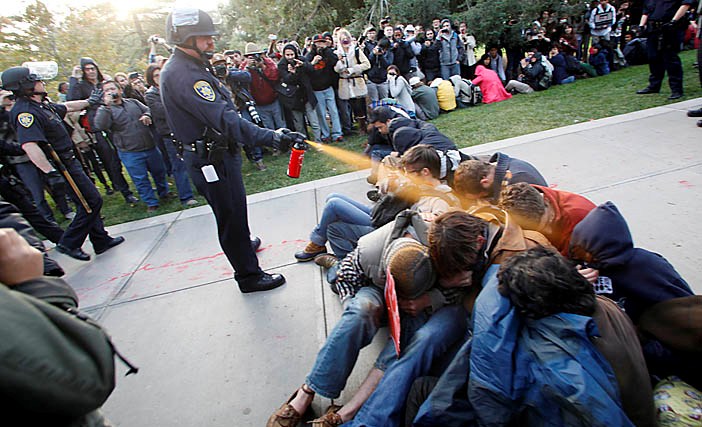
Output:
(52, 50), (702, 228)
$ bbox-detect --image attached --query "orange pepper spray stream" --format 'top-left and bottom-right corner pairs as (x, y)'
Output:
(287, 139), (372, 178)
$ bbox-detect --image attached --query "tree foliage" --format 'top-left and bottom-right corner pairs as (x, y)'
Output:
(390, 0), (450, 29)
(458, 0), (587, 48)
(0, 1), (170, 92)
(218, 0), (365, 48)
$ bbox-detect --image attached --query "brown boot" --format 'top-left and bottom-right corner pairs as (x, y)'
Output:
(267, 385), (315, 427)
(357, 117), (368, 135)
(309, 405), (343, 427)
(294, 242), (327, 262)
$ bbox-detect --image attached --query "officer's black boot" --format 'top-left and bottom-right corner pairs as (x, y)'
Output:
(238, 273), (286, 293)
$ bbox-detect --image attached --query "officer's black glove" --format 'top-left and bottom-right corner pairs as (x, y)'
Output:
(662, 19), (678, 31)
(87, 88), (104, 107)
(273, 128), (306, 152)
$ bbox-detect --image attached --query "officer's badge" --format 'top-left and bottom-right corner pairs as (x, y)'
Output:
(17, 113), (35, 128)
(194, 81), (215, 102)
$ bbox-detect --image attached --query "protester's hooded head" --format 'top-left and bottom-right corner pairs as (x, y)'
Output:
(80, 57), (104, 83)
(391, 125), (423, 154)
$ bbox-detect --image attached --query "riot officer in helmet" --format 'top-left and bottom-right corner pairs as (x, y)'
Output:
(1, 66), (125, 261)
(160, 8), (304, 293)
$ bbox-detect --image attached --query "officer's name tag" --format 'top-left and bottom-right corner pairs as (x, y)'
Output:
(202, 165), (219, 183)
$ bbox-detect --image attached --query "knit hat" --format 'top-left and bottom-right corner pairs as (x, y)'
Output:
(383, 238), (435, 299)
(405, 24), (416, 33)
(282, 43), (299, 56)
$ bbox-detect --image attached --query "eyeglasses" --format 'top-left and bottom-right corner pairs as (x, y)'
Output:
(387, 72), (397, 76)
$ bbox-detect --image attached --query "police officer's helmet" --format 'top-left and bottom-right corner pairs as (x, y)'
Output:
(166, 8), (220, 45)
(0, 66), (41, 94)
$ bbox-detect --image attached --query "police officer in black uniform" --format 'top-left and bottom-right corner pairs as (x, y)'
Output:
(636, 0), (693, 100)
(1, 66), (125, 261)
(160, 8), (303, 293)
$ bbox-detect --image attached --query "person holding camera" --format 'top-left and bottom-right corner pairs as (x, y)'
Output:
(367, 38), (393, 103)
(390, 27), (415, 77)
(306, 33), (343, 143)
(277, 44), (321, 140)
(93, 81), (171, 213)
(334, 28), (371, 135)
(438, 19), (464, 80)
(241, 43), (287, 133)
(419, 29), (441, 82)
(67, 58), (137, 205)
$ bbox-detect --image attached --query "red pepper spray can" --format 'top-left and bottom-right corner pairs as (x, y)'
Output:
(286, 141), (306, 178)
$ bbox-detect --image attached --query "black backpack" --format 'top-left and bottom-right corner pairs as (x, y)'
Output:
(565, 55), (584, 75)
(370, 184), (458, 228)
(457, 78), (483, 106)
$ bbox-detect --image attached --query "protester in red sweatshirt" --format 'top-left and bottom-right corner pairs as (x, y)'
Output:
(498, 182), (596, 255)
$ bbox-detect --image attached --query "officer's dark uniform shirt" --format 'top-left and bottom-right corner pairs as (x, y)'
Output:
(160, 48), (274, 147)
(11, 98), (73, 154)
(644, 0), (694, 21)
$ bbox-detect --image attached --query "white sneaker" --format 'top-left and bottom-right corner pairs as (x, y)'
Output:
(183, 199), (199, 207)
(64, 211), (76, 220)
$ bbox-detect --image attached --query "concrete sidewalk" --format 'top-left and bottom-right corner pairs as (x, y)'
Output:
(54, 99), (702, 426)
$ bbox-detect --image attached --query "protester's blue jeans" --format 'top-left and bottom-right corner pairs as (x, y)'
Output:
(256, 100), (286, 130)
(343, 305), (470, 427)
(117, 148), (168, 207)
(306, 286), (386, 398)
(310, 193), (372, 247)
(161, 137), (194, 202)
(314, 87), (343, 140)
(440, 63), (461, 80)
(327, 222), (375, 259)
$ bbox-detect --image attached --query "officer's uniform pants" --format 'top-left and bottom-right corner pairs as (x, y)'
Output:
(183, 149), (263, 284)
(0, 173), (64, 244)
(59, 157), (112, 251)
(647, 26), (684, 93)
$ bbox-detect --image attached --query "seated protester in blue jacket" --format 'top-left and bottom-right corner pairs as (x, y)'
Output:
(568, 201), (699, 389)
(411, 247), (654, 427)
(589, 44), (610, 76)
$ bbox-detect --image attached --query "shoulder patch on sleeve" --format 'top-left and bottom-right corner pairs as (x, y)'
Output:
(17, 113), (35, 128)
(194, 80), (216, 102)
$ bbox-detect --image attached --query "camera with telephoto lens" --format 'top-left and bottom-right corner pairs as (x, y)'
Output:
(245, 101), (265, 128)
(214, 64), (228, 78)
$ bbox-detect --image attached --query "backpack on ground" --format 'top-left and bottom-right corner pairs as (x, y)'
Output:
(460, 79), (483, 106)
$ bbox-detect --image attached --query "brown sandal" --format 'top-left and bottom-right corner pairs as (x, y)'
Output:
(308, 404), (343, 427)
(266, 385), (315, 427)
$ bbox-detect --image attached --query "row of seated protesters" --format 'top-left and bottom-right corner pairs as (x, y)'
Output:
(265, 106), (701, 427)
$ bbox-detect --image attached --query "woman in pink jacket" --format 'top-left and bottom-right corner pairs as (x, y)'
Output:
(471, 54), (512, 104)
